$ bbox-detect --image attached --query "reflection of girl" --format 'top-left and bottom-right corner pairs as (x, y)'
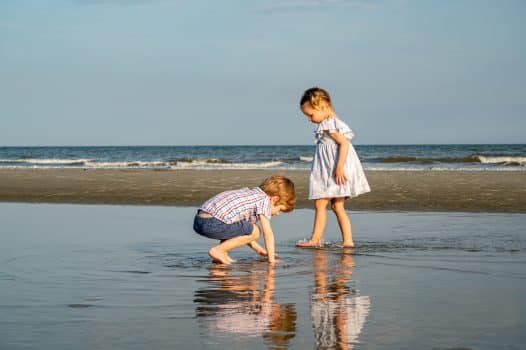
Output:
(310, 250), (371, 349)
(194, 264), (296, 348)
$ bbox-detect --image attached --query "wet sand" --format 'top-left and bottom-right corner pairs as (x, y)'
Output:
(0, 168), (525, 212)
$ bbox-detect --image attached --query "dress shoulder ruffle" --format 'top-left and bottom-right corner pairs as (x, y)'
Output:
(314, 117), (354, 140)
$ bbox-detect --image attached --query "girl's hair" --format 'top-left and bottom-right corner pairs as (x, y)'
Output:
(300, 87), (332, 108)
(260, 175), (296, 212)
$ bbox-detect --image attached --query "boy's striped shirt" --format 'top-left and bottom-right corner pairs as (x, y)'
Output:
(200, 187), (271, 224)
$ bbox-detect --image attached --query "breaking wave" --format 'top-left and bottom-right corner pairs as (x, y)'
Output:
(375, 154), (526, 166)
(0, 158), (286, 170)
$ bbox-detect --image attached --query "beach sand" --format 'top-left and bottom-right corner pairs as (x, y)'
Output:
(1, 203), (525, 349)
(1, 168), (525, 212)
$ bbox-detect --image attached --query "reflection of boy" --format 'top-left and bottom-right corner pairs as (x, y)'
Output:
(195, 266), (296, 348)
(193, 175), (296, 264)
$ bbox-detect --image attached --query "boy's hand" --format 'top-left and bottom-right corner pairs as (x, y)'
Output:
(268, 258), (283, 265)
(258, 249), (279, 259)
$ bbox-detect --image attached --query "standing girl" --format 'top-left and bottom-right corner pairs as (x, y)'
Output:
(297, 87), (370, 248)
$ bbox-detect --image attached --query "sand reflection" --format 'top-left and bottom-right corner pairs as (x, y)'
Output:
(310, 249), (371, 349)
(194, 262), (296, 348)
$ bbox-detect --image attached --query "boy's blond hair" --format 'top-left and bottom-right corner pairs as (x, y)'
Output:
(259, 175), (296, 212)
(300, 87), (332, 109)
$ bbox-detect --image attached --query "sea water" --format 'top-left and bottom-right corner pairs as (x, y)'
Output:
(0, 144), (525, 171)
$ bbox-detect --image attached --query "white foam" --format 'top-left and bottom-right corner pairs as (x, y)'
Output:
(84, 161), (170, 168)
(476, 155), (526, 165)
(366, 166), (525, 172)
(0, 158), (286, 170)
(171, 161), (285, 169)
(299, 156), (313, 162)
(0, 158), (94, 165)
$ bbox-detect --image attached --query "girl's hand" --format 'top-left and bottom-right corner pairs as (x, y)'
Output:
(328, 131), (349, 185)
(334, 166), (347, 185)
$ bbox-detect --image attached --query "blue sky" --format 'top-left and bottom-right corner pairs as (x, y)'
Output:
(1, 0), (525, 146)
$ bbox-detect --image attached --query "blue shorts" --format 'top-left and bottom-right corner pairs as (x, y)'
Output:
(193, 212), (254, 240)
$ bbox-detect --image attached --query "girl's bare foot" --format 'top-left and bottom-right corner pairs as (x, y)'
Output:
(296, 239), (322, 248)
(336, 241), (355, 248)
(208, 247), (231, 265)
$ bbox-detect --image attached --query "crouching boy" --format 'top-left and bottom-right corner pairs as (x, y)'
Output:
(193, 175), (296, 264)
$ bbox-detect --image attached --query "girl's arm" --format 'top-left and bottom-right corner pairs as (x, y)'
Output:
(259, 214), (276, 264)
(328, 132), (349, 185)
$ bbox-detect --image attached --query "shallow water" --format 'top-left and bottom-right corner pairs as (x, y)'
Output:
(1, 204), (525, 349)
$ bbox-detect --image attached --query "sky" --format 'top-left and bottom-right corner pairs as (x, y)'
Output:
(1, 0), (525, 146)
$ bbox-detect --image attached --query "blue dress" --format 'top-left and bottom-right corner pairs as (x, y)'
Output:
(309, 117), (371, 200)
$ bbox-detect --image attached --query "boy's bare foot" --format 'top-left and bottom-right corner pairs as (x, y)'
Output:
(208, 247), (231, 265)
(225, 254), (237, 263)
(296, 239), (322, 248)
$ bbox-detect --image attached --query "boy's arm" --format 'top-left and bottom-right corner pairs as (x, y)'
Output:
(248, 240), (280, 258)
(247, 240), (267, 256)
(259, 214), (276, 264)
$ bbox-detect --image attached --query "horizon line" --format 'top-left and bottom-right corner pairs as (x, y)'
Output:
(1, 143), (525, 148)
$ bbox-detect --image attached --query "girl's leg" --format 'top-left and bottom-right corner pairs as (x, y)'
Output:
(297, 198), (330, 247)
(209, 225), (260, 264)
(331, 198), (354, 247)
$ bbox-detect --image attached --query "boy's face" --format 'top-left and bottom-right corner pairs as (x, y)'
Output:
(269, 195), (290, 216)
(271, 203), (288, 216)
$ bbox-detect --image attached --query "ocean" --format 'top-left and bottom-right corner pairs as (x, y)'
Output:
(0, 144), (525, 171)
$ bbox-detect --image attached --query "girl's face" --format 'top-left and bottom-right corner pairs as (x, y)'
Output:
(300, 101), (331, 124)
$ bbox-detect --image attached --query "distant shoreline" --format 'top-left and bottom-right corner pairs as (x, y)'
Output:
(1, 168), (525, 213)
